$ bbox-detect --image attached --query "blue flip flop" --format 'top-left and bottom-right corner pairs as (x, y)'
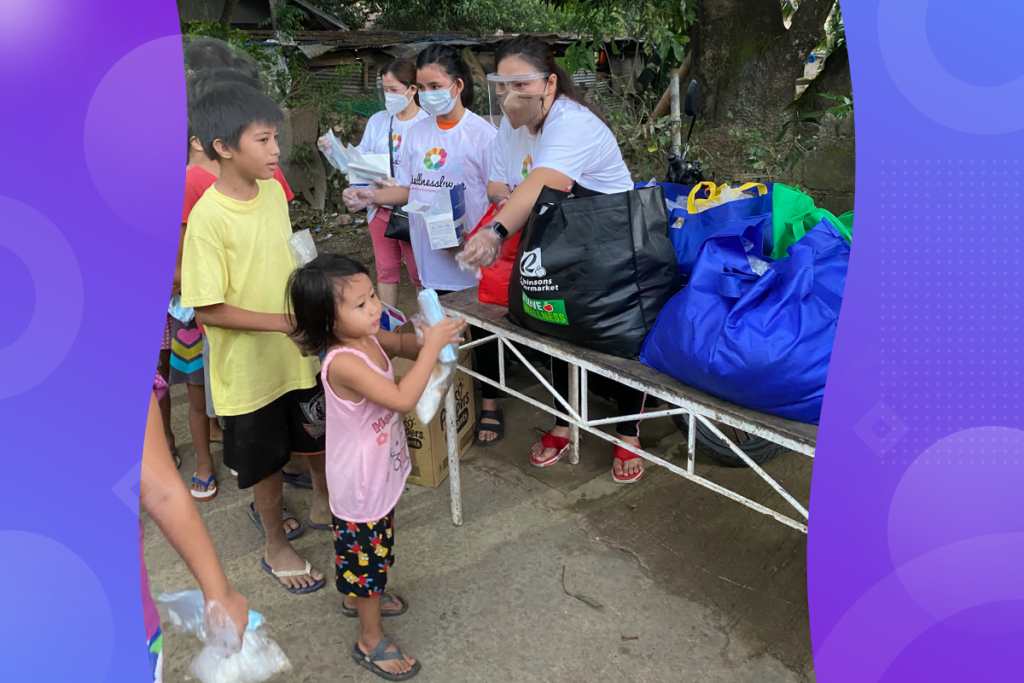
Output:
(308, 520), (333, 531)
(260, 557), (325, 595)
(248, 502), (305, 541)
(190, 473), (217, 501)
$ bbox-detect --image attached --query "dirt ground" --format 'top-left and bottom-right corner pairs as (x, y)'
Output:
(145, 221), (815, 682)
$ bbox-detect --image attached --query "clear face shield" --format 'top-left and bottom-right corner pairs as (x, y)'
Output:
(486, 72), (551, 130)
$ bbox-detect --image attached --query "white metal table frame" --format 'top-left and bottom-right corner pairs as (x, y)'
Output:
(440, 309), (814, 534)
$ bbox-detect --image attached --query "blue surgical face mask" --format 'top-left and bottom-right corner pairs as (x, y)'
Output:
(420, 85), (457, 116)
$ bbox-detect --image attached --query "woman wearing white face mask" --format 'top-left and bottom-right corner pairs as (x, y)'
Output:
(459, 36), (647, 484)
(347, 58), (428, 309)
(343, 44), (507, 447)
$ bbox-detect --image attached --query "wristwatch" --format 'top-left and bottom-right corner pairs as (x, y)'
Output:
(489, 221), (509, 241)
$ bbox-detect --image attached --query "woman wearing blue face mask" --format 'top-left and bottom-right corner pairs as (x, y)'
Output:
(343, 45), (506, 448)
(348, 58), (428, 309)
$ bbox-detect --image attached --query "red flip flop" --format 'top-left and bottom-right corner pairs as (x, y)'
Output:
(612, 445), (644, 484)
(530, 431), (571, 468)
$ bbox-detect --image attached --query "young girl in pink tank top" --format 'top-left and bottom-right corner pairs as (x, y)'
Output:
(287, 254), (464, 682)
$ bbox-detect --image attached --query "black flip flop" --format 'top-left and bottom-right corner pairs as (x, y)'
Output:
(282, 471), (313, 489)
(352, 636), (421, 681)
(248, 502), (305, 541)
(474, 409), (505, 447)
(341, 592), (409, 618)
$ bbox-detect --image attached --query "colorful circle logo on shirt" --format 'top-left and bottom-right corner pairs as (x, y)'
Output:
(423, 147), (447, 171)
(391, 133), (402, 154)
(521, 154), (533, 180)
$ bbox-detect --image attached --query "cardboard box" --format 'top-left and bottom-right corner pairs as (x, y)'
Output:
(392, 346), (475, 487)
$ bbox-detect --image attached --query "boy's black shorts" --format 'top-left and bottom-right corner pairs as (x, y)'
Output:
(222, 378), (326, 489)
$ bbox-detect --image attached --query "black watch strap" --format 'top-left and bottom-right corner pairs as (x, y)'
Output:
(490, 222), (509, 240)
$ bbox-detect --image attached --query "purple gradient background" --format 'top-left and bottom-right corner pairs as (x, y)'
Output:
(811, 0), (1024, 681)
(0, 1), (183, 680)
(0, 0), (1021, 679)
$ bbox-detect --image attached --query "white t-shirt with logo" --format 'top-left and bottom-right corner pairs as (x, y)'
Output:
(490, 97), (632, 195)
(395, 111), (496, 291)
(357, 108), (430, 224)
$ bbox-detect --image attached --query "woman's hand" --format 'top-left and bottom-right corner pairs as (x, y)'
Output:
(457, 227), (503, 269)
(373, 178), (398, 188)
(343, 187), (376, 212)
(205, 585), (250, 646)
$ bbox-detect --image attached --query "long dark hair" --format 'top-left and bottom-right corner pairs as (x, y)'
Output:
(494, 35), (609, 127)
(416, 44), (474, 111)
(287, 254), (371, 356)
(380, 57), (420, 107)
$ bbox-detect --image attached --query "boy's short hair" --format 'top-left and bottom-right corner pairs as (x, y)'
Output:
(190, 81), (284, 161)
(187, 68), (262, 106)
(185, 37), (234, 71)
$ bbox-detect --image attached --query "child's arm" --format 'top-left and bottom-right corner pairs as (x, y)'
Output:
(140, 394), (249, 641)
(329, 317), (465, 413)
(375, 329), (422, 361)
(194, 304), (293, 335)
(172, 223), (187, 295)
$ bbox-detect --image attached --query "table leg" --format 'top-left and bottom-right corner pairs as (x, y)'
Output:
(444, 381), (463, 526)
(568, 362), (580, 465)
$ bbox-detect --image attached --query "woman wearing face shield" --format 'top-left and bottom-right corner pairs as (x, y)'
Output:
(346, 58), (428, 309)
(343, 45), (506, 447)
(458, 35), (646, 484)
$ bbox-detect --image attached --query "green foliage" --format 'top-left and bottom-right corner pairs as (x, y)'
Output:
(260, 2), (308, 39)
(305, 0), (569, 34)
(555, 0), (694, 78)
(181, 21), (277, 73)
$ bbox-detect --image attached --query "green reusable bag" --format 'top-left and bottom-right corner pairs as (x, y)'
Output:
(770, 184), (852, 258)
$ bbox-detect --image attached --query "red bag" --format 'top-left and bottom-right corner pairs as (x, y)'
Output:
(468, 199), (520, 307)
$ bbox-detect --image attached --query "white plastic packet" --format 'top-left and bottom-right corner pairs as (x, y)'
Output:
(287, 229), (318, 267)
(158, 591), (291, 683)
(409, 289), (461, 423)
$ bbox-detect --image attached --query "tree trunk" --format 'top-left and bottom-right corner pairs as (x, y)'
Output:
(217, 0), (239, 25)
(689, 0), (834, 134)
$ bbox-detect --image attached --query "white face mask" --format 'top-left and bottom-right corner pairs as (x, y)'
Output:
(420, 86), (457, 116)
(384, 90), (412, 116)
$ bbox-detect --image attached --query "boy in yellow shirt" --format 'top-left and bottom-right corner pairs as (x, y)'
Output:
(182, 81), (329, 593)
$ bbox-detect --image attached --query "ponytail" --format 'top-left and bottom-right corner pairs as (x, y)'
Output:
(494, 35), (610, 127)
(416, 43), (475, 111)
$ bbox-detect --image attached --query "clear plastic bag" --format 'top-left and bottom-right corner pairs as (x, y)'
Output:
(317, 130), (349, 172)
(168, 293), (195, 323)
(158, 591), (291, 683)
(287, 229), (318, 267)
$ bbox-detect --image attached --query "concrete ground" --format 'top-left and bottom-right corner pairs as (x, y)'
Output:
(146, 281), (814, 683)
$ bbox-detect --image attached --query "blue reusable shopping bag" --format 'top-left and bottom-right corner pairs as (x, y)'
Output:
(637, 182), (774, 283)
(639, 216), (849, 424)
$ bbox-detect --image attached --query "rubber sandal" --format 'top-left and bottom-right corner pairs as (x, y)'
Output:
(260, 557), (325, 595)
(248, 502), (305, 541)
(612, 445), (644, 484)
(230, 469), (238, 481)
(283, 471), (313, 489)
(351, 636), (421, 681)
(341, 592), (409, 618)
(530, 431), (571, 468)
(173, 453), (181, 470)
(190, 473), (218, 501)
(474, 409), (505, 447)
(308, 519), (333, 531)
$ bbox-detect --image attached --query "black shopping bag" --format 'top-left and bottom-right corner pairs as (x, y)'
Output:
(507, 185), (681, 359)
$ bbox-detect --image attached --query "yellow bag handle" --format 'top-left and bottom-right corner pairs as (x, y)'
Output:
(687, 182), (721, 213)
(734, 182), (768, 196)
(687, 182), (768, 213)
